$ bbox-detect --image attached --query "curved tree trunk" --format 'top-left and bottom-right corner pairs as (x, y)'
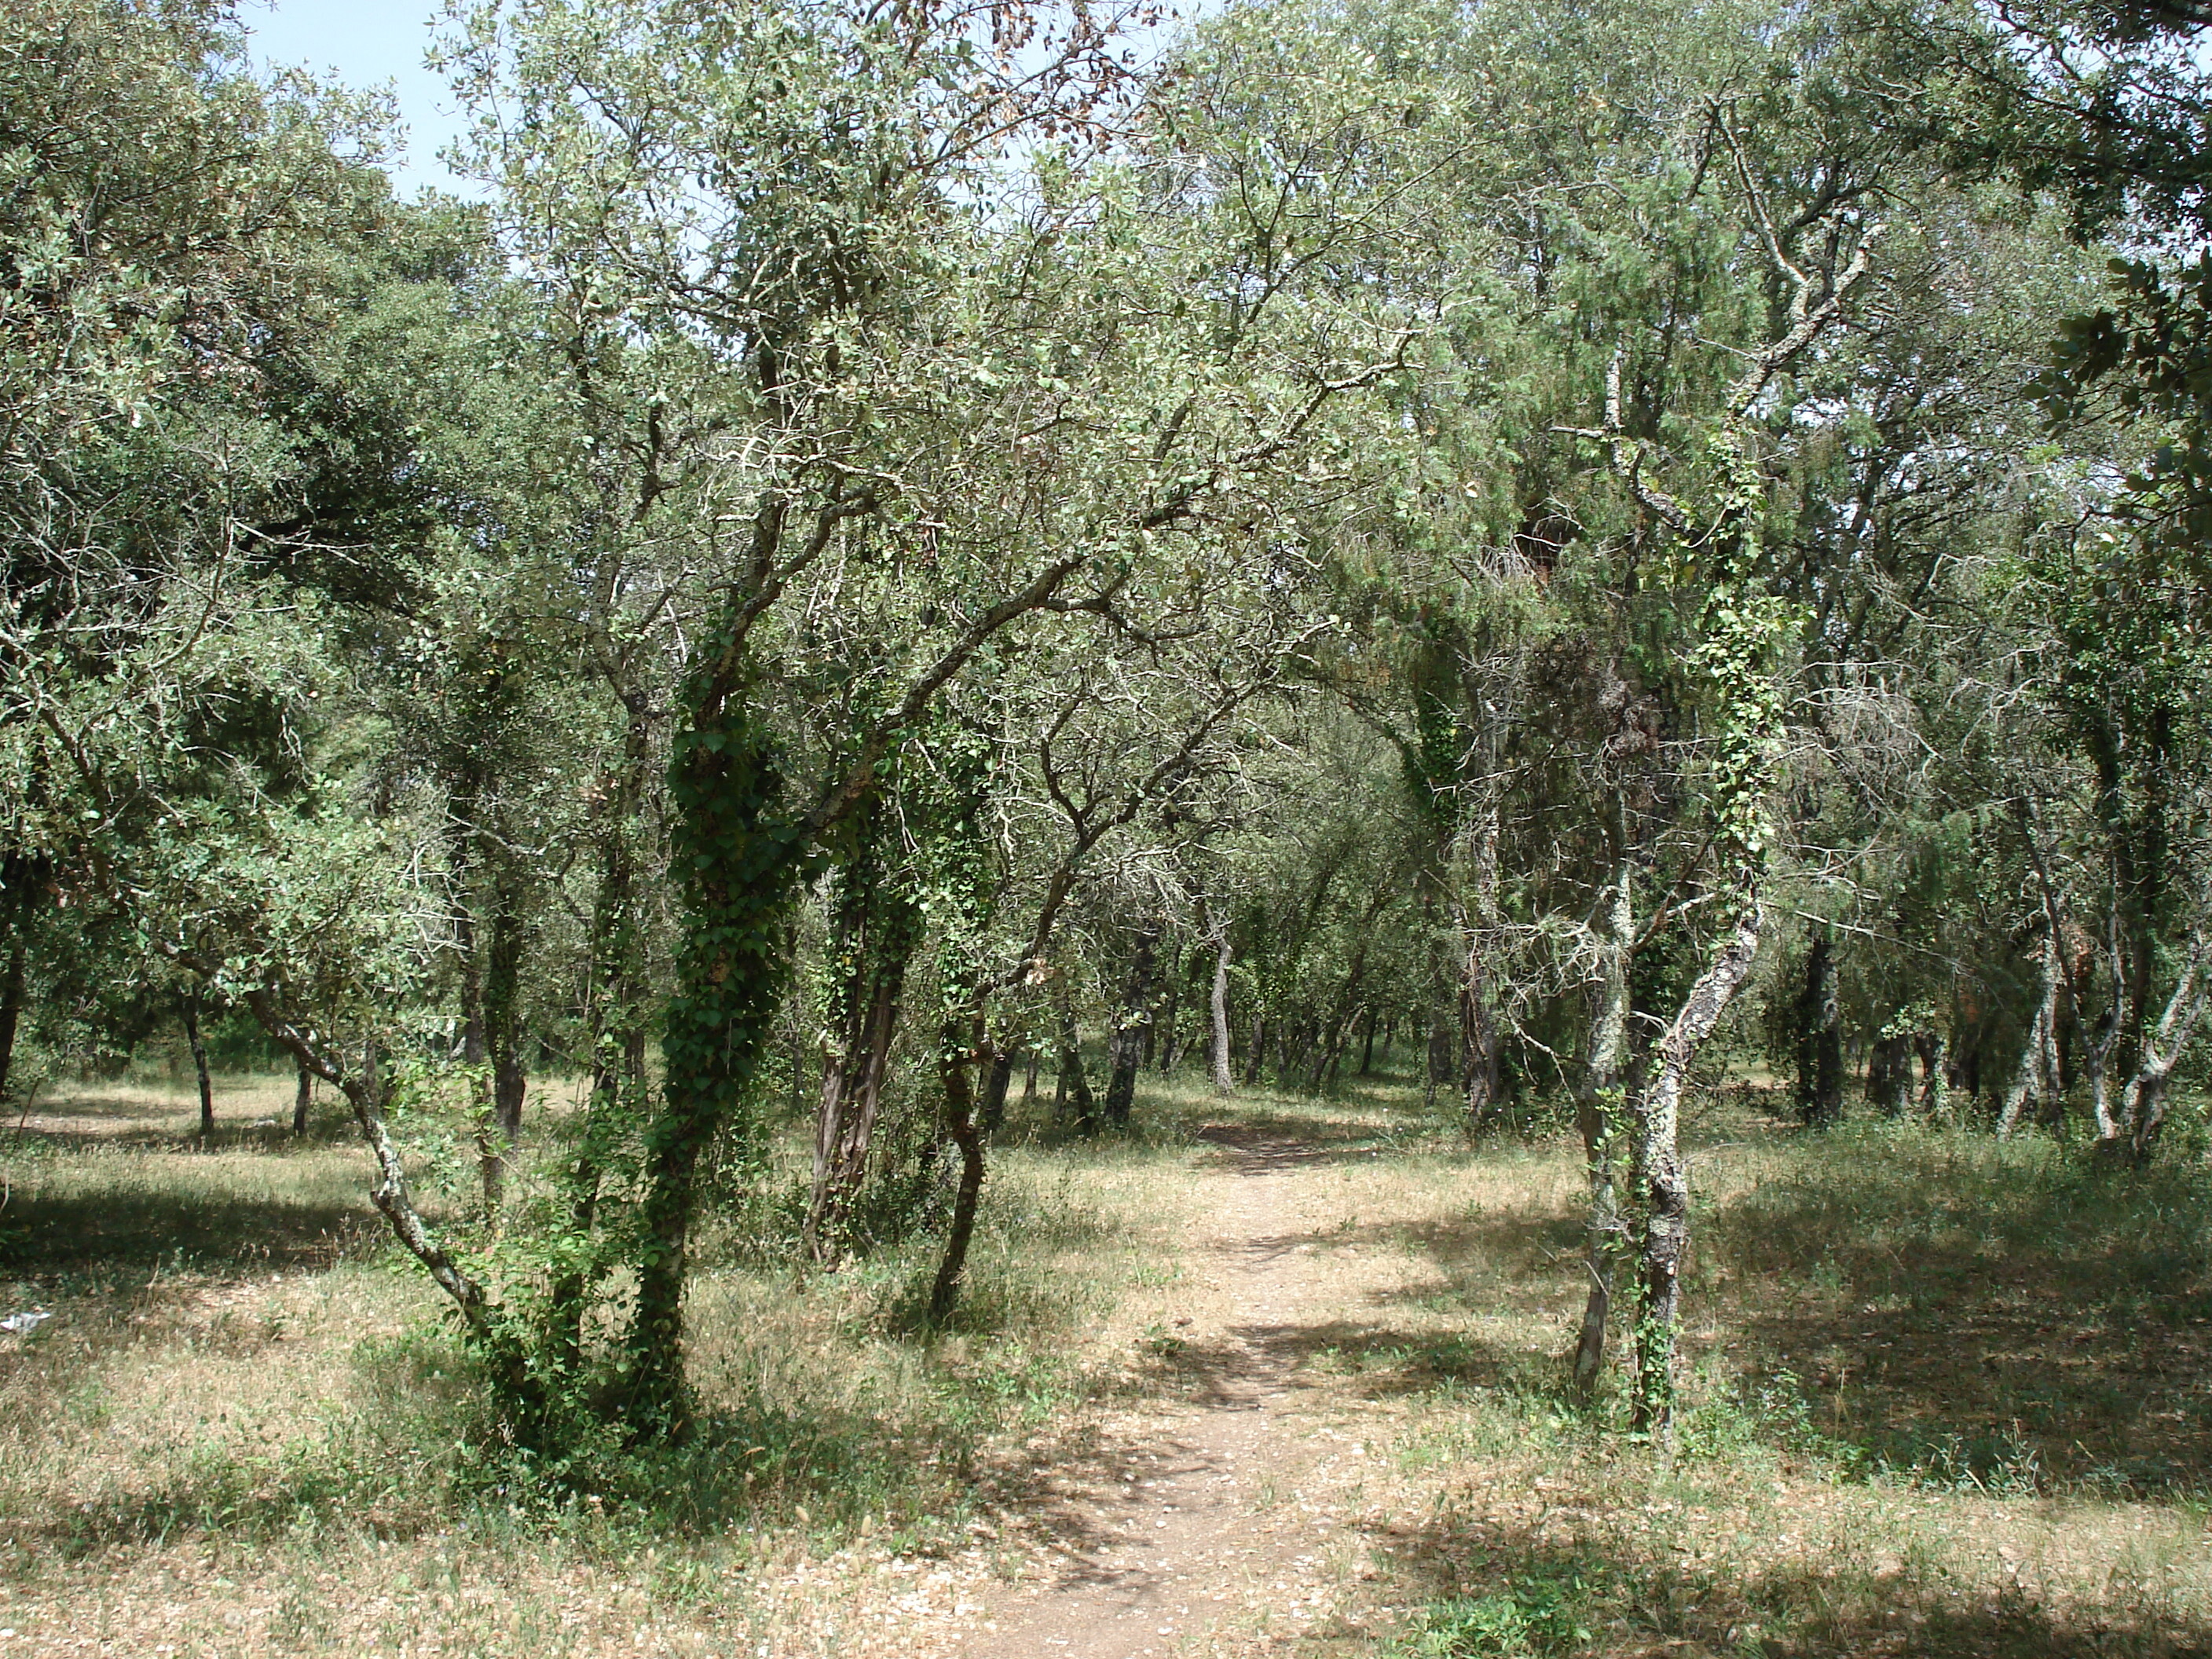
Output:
(1632, 901), (1763, 1441)
(928, 1034), (987, 1324)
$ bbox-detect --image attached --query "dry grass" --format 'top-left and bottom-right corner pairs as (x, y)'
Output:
(0, 1071), (1200, 1655)
(1235, 1082), (2212, 1658)
(0, 1064), (2206, 1656)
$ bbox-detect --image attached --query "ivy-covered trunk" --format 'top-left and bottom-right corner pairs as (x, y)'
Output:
(807, 803), (920, 1265)
(637, 654), (800, 1435)
(550, 696), (653, 1375)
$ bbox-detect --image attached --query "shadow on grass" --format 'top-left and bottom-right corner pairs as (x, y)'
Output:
(1190, 1114), (1402, 1169)
(12, 1115), (361, 1157)
(1377, 1508), (2212, 1658)
(0, 1186), (375, 1279)
(1703, 1124), (2212, 1496)
(1132, 1311), (1550, 1409)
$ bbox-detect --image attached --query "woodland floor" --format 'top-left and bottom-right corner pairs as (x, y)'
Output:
(0, 1067), (2208, 1656)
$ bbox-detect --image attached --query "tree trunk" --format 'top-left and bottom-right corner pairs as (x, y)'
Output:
(928, 1034), (988, 1324)
(1998, 929), (2065, 1137)
(639, 669), (803, 1438)
(1632, 902), (1763, 1441)
(292, 1064), (312, 1136)
(1058, 991), (1098, 1133)
(1866, 1031), (1912, 1115)
(1150, 947), (1179, 1073)
(233, 1004), (486, 1329)
(0, 932), (24, 1112)
(0, 859), (31, 1111)
(183, 997), (214, 1138)
(1358, 1005), (1378, 1075)
(1425, 1000), (1455, 1104)
(980, 1046), (1015, 1133)
(806, 823), (918, 1265)
(1462, 956), (1501, 1130)
(2109, 935), (2210, 1162)
(1103, 917), (1159, 1127)
(1209, 934), (1236, 1095)
(484, 888), (529, 1210)
(1573, 843), (1632, 1396)
(1243, 1010), (1267, 1086)
(455, 895), (496, 1207)
(807, 961), (906, 1262)
(551, 700), (651, 1379)
(1793, 924), (1844, 1126)
(1914, 1029), (1949, 1118)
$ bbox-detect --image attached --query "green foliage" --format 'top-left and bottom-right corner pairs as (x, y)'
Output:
(1401, 1574), (1598, 1657)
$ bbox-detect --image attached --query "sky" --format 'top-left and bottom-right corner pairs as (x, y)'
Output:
(234, 0), (1203, 201)
(237, 0), (480, 198)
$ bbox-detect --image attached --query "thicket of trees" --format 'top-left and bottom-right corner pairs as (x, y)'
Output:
(7, 0), (2212, 1453)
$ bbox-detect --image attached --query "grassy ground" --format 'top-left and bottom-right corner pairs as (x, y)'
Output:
(1270, 1093), (2212, 1657)
(0, 1064), (2206, 1655)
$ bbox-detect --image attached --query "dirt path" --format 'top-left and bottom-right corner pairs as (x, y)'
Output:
(962, 1128), (1393, 1659)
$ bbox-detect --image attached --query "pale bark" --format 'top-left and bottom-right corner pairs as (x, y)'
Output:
(1573, 842), (1632, 1395)
(1633, 900), (1763, 1440)
(245, 997), (485, 1322)
(2109, 934), (2210, 1161)
(1459, 817), (1503, 1130)
(1998, 931), (2065, 1137)
(1209, 933), (1236, 1094)
(0, 892), (25, 1111)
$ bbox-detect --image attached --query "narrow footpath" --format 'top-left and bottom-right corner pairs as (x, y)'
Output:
(961, 1126), (1401, 1659)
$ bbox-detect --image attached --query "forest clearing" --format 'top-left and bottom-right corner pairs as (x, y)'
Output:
(2, 1064), (2207, 1657)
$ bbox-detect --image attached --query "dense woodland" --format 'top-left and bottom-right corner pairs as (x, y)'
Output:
(7, 0), (2212, 1514)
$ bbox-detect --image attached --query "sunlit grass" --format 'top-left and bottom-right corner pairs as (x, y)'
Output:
(1, 1064), (2208, 1654)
